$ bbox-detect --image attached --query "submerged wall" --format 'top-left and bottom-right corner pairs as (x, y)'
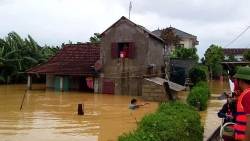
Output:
(142, 79), (178, 102)
(46, 74), (55, 88)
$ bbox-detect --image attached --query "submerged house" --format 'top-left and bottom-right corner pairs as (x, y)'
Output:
(26, 43), (100, 92)
(97, 16), (180, 96)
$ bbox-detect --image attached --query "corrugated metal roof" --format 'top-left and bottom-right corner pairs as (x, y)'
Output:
(144, 77), (186, 91)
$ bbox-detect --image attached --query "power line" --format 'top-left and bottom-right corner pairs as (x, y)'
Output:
(245, 42), (250, 48)
(224, 25), (250, 48)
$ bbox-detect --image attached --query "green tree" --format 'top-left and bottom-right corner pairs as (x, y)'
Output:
(0, 31), (60, 84)
(227, 53), (237, 62)
(160, 27), (182, 51)
(89, 33), (101, 44)
(204, 44), (224, 73)
(243, 49), (250, 61)
(172, 46), (199, 61)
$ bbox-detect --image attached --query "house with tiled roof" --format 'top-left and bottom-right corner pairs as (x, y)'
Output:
(152, 27), (199, 51)
(223, 48), (248, 61)
(26, 43), (100, 92)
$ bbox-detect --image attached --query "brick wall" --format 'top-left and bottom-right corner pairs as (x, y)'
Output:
(142, 79), (178, 102)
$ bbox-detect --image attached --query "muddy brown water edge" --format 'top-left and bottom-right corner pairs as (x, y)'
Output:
(0, 80), (229, 141)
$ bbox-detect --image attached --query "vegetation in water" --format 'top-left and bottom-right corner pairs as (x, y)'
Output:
(188, 65), (207, 85)
(186, 81), (210, 111)
(118, 102), (204, 141)
(0, 32), (62, 84)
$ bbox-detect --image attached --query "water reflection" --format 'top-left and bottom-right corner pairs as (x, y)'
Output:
(201, 80), (230, 140)
(0, 84), (158, 141)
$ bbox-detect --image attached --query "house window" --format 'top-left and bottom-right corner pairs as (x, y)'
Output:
(111, 42), (135, 59)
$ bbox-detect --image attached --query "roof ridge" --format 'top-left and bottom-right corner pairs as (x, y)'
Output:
(100, 16), (164, 42)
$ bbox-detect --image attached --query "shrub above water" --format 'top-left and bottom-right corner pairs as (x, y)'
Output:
(186, 81), (210, 111)
(118, 102), (204, 141)
(189, 65), (207, 85)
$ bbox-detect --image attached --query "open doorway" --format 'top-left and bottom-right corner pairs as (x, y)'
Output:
(79, 76), (94, 92)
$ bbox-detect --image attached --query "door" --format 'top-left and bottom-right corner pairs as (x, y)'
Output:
(102, 79), (115, 94)
(79, 76), (87, 91)
(63, 76), (69, 92)
(54, 76), (60, 91)
(172, 67), (186, 86)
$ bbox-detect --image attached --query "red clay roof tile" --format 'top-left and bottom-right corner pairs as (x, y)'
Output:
(223, 48), (247, 54)
(26, 44), (100, 76)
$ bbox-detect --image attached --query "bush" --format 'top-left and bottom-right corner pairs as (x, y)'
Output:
(186, 81), (210, 111)
(189, 66), (207, 85)
(195, 81), (210, 99)
(118, 102), (204, 141)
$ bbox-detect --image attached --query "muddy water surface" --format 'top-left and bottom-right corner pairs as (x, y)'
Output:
(0, 84), (158, 141)
(0, 80), (230, 141)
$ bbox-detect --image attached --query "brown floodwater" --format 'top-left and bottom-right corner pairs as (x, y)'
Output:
(0, 84), (158, 141)
(0, 80), (230, 141)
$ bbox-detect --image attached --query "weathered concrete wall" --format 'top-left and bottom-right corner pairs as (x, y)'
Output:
(69, 76), (79, 90)
(99, 19), (164, 95)
(142, 79), (178, 102)
(148, 37), (164, 74)
(170, 58), (196, 75)
(46, 74), (54, 88)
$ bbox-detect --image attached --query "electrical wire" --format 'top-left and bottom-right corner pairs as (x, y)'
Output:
(224, 25), (250, 48)
(222, 25), (250, 70)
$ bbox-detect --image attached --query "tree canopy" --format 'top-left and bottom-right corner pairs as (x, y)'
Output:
(171, 46), (199, 61)
(0, 32), (61, 84)
(160, 27), (182, 51)
(243, 49), (250, 61)
(89, 33), (101, 44)
(226, 53), (237, 62)
(203, 44), (224, 72)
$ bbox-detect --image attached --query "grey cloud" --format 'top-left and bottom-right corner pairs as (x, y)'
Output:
(1, 0), (250, 58)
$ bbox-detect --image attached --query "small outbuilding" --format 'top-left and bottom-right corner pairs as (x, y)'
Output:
(142, 77), (186, 102)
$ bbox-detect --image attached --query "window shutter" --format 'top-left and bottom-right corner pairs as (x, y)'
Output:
(128, 42), (135, 59)
(111, 43), (118, 59)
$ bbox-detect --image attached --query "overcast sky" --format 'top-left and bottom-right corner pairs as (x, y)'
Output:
(1, 0), (250, 58)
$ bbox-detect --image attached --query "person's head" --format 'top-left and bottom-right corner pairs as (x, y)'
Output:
(131, 99), (137, 105)
(233, 67), (250, 91)
(228, 70), (236, 82)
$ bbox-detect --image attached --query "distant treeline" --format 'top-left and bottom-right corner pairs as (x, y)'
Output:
(0, 32), (62, 84)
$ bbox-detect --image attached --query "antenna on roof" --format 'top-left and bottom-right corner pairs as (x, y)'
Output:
(129, 1), (132, 19)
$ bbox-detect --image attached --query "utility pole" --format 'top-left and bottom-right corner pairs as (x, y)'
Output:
(129, 1), (132, 19)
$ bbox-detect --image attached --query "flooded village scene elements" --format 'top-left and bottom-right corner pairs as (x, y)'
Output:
(1, 1), (250, 141)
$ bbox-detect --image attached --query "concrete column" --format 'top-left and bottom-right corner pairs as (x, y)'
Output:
(94, 78), (99, 93)
(60, 76), (64, 92)
(27, 75), (32, 90)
